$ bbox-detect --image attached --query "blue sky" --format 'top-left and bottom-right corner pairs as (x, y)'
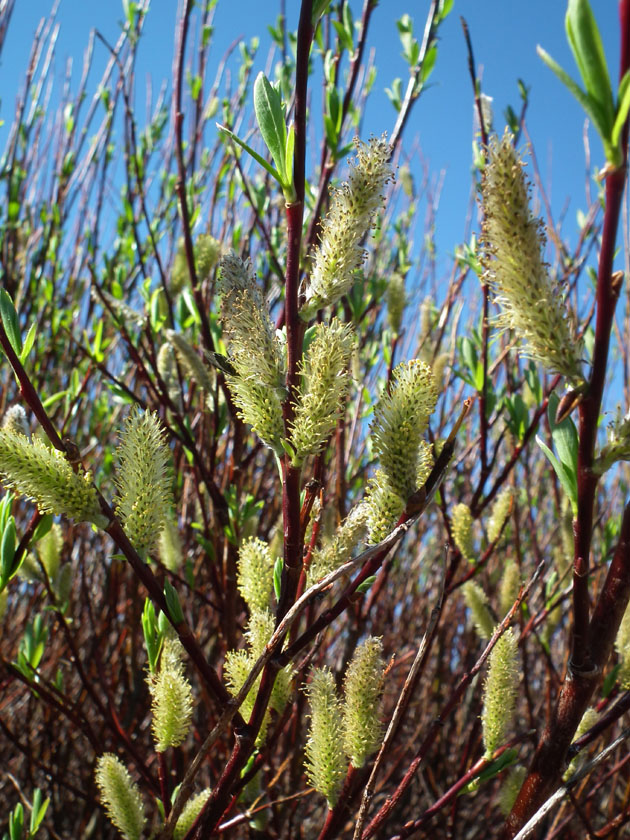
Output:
(0, 0), (622, 275)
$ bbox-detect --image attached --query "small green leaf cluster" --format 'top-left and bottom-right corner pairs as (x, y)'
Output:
(594, 408), (630, 475)
(538, 0), (630, 167)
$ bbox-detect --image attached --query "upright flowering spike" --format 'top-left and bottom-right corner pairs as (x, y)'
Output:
(363, 471), (405, 545)
(158, 515), (184, 573)
(371, 360), (438, 500)
(481, 132), (583, 384)
(386, 274), (407, 335)
(307, 503), (368, 586)
(615, 600), (630, 689)
(114, 408), (172, 555)
(305, 668), (347, 808)
(481, 627), (519, 758)
(218, 253), (286, 453)
(342, 637), (385, 768)
(95, 754), (146, 840)
(499, 562), (521, 616)
(173, 789), (212, 840)
(301, 136), (393, 319)
(290, 319), (354, 464)
(452, 503), (475, 562)
(237, 537), (275, 613)
(165, 330), (215, 396)
(0, 431), (105, 527)
(463, 580), (495, 641)
(487, 488), (513, 543)
(149, 638), (193, 751)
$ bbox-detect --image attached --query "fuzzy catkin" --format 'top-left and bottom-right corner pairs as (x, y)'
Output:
(342, 637), (385, 768)
(302, 136), (393, 318)
(95, 754), (145, 840)
(305, 668), (347, 807)
(114, 408), (172, 555)
(481, 132), (583, 384)
(481, 628), (519, 758)
(0, 431), (104, 526)
(463, 580), (495, 641)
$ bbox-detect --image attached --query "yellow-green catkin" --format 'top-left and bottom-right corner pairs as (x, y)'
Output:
(289, 319), (354, 464)
(305, 668), (347, 807)
(481, 132), (583, 384)
(363, 471), (405, 545)
(481, 628), (519, 759)
(149, 638), (193, 752)
(452, 503), (475, 562)
(615, 601), (630, 689)
(487, 488), (513, 544)
(114, 408), (172, 556)
(499, 765), (526, 817)
(218, 253), (285, 453)
(499, 562), (521, 616)
(158, 515), (184, 573)
(95, 754), (146, 840)
(165, 330), (215, 396)
(0, 431), (105, 527)
(371, 360), (438, 500)
(387, 274), (407, 335)
(564, 707), (598, 781)
(307, 503), (368, 586)
(301, 136), (393, 318)
(463, 580), (495, 641)
(237, 537), (275, 613)
(157, 342), (182, 408)
(342, 637), (385, 768)
(173, 789), (212, 840)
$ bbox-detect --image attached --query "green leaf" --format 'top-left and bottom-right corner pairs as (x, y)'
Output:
(273, 556), (283, 601)
(565, 0), (613, 131)
(548, 393), (578, 476)
(536, 436), (577, 513)
(284, 122), (295, 188)
(32, 514), (53, 543)
(29, 789), (50, 835)
(164, 580), (185, 624)
(537, 46), (609, 141)
(612, 70), (630, 149)
(356, 575), (377, 594)
(19, 323), (36, 364)
(0, 289), (22, 355)
(1, 519), (16, 582)
(217, 123), (283, 186)
(253, 72), (287, 181)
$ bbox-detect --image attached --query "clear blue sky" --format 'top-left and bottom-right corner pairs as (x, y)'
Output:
(0, 0), (622, 275)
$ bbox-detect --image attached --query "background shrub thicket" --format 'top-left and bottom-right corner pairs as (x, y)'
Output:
(1, 1), (630, 838)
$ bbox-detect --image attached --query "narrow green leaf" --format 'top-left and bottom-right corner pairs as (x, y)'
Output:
(565, 0), (614, 130)
(20, 323), (36, 363)
(548, 394), (578, 474)
(1, 519), (16, 580)
(612, 70), (630, 148)
(537, 46), (611, 154)
(217, 123), (283, 185)
(273, 556), (283, 601)
(164, 580), (185, 624)
(0, 289), (22, 355)
(30, 789), (50, 835)
(253, 72), (287, 179)
(536, 436), (578, 512)
(284, 122), (295, 190)
(32, 514), (53, 543)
